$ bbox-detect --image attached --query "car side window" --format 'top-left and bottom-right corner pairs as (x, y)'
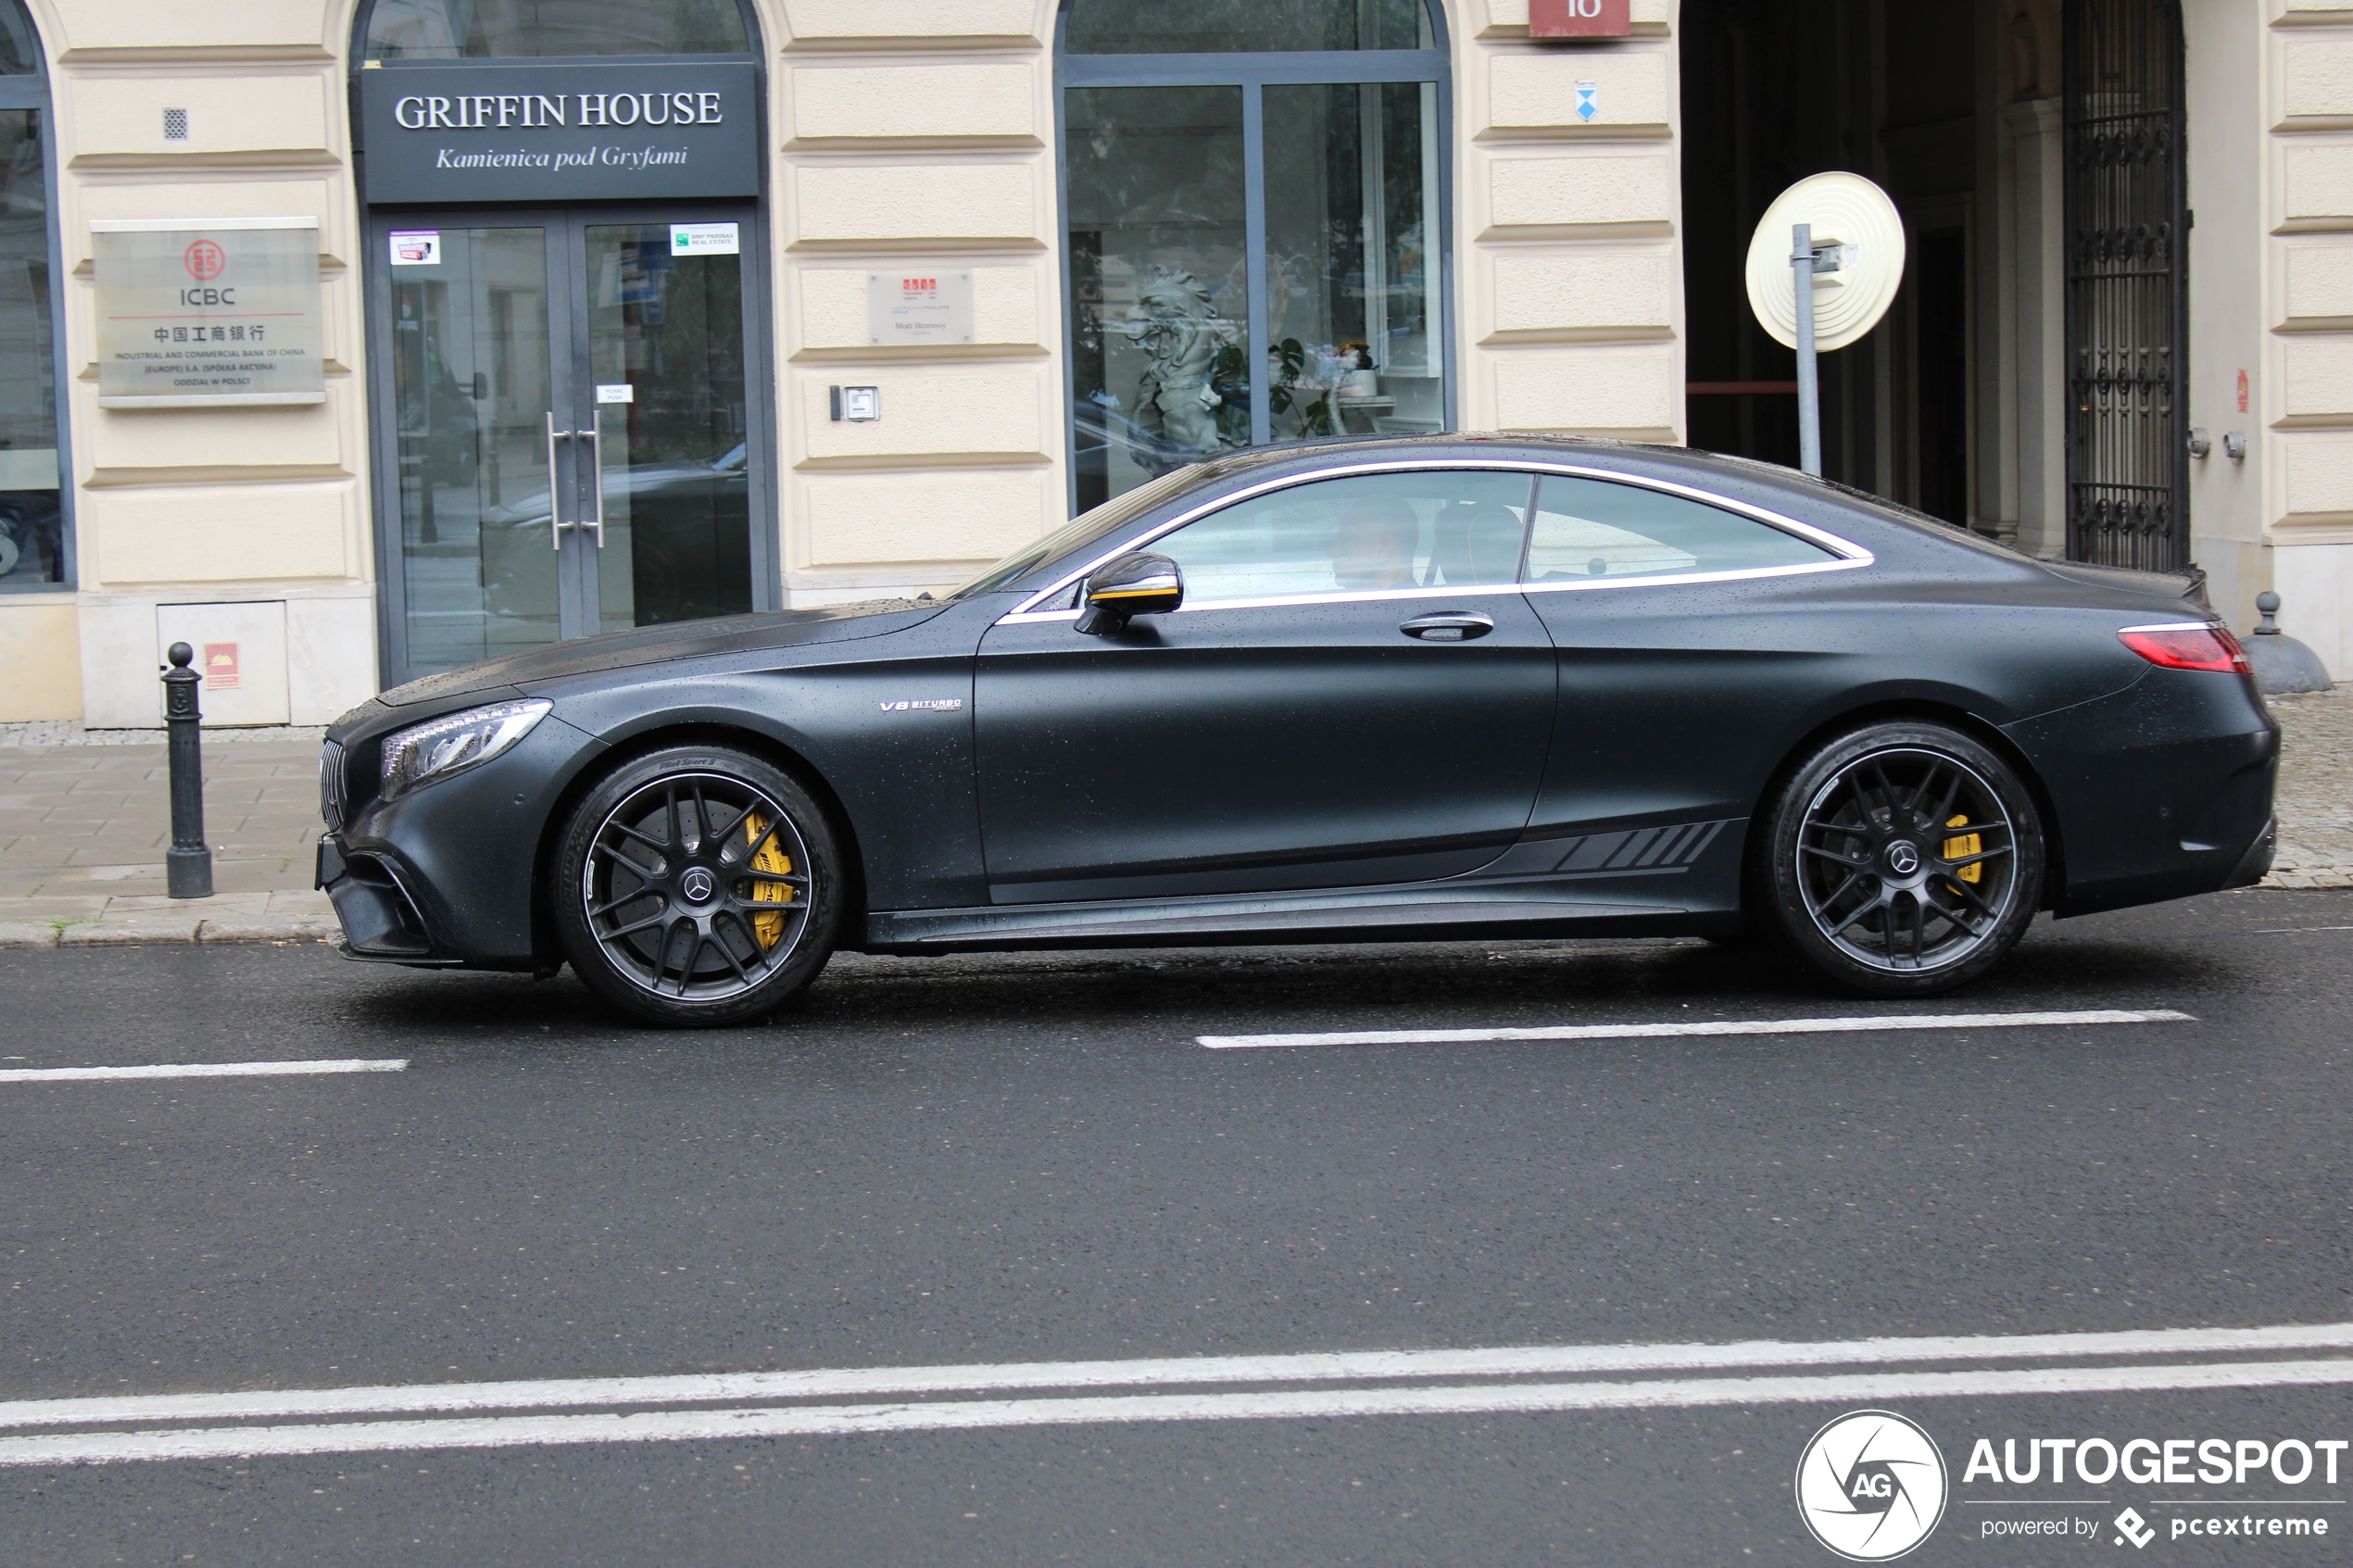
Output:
(1148, 470), (1535, 606)
(1525, 475), (1834, 583)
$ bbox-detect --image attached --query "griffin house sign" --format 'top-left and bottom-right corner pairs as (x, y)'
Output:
(357, 62), (759, 203)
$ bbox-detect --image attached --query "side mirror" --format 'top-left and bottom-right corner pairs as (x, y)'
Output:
(1076, 551), (1183, 635)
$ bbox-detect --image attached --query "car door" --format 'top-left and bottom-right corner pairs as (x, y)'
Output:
(1513, 470), (1869, 840)
(973, 468), (1557, 905)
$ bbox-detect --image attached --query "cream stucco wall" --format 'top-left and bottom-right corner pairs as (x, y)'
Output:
(2267, 0), (2353, 676)
(15, 0), (378, 726)
(1453, 0), (1682, 442)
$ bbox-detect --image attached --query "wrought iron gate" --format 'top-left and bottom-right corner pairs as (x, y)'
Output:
(2064, 0), (2188, 571)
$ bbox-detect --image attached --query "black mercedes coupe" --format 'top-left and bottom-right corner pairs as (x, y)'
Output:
(317, 436), (2278, 1026)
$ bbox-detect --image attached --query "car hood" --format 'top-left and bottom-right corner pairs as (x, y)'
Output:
(376, 600), (948, 707)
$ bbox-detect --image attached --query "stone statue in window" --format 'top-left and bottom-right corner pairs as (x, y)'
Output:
(1121, 269), (1234, 458)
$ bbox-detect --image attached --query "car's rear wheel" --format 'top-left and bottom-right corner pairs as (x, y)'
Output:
(1761, 722), (2044, 997)
(552, 746), (841, 1027)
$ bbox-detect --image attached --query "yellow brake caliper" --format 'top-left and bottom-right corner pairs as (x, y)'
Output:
(744, 813), (795, 949)
(1943, 814), (1982, 886)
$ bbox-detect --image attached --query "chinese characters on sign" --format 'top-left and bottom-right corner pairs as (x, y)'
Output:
(868, 270), (974, 347)
(93, 219), (323, 408)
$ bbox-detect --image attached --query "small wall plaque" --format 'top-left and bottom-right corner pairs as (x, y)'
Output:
(868, 270), (974, 346)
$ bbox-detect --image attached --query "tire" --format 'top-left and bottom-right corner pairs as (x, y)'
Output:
(552, 746), (842, 1027)
(1758, 721), (2045, 997)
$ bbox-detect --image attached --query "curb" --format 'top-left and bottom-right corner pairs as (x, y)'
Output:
(0, 917), (341, 950)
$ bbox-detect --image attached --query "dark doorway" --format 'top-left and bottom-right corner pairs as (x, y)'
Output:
(1914, 228), (1971, 526)
(2063, 0), (2188, 570)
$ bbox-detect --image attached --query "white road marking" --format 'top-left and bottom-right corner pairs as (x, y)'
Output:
(6, 1358), (2353, 1467)
(5, 1322), (2350, 1465)
(1197, 1008), (2195, 1049)
(0, 1060), (408, 1084)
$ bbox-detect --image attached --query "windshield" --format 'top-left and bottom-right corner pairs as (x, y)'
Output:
(951, 464), (1211, 599)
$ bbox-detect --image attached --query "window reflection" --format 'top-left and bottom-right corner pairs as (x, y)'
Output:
(1065, 85), (1249, 512)
(1152, 470), (1531, 604)
(362, 0), (749, 58)
(584, 223), (751, 631)
(1527, 477), (1835, 583)
(1265, 82), (1440, 443)
(0, 107), (57, 585)
(1065, 0), (1426, 55)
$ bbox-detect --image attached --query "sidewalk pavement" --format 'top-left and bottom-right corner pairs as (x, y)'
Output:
(2, 689), (2347, 950)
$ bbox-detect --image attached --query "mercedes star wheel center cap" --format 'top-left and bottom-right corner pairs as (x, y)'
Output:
(680, 867), (716, 904)
(1884, 840), (1921, 878)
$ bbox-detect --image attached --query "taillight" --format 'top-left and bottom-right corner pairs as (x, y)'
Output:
(2118, 622), (2252, 674)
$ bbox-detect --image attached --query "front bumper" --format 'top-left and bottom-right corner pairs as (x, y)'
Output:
(316, 709), (603, 969)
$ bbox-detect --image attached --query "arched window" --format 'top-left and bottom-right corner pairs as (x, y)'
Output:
(0, 0), (61, 588)
(1059, 0), (1449, 508)
(360, 0), (750, 60)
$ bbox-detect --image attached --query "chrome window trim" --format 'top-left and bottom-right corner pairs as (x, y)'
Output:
(999, 458), (1874, 623)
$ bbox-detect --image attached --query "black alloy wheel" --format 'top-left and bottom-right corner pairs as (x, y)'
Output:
(552, 746), (841, 1026)
(1761, 721), (2045, 997)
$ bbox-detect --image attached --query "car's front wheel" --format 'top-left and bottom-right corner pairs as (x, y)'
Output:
(552, 746), (841, 1027)
(1760, 721), (2045, 997)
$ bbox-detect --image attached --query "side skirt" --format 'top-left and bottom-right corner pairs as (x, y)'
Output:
(861, 877), (1704, 955)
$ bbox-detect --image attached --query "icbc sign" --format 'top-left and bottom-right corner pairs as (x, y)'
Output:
(1529, 0), (1631, 38)
(183, 239), (225, 280)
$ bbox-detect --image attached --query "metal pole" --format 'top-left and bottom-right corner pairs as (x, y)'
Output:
(1792, 221), (1822, 478)
(162, 642), (212, 900)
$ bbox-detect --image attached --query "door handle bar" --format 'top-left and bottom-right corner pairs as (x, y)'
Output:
(545, 412), (568, 550)
(1399, 611), (1495, 642)
(580, 410), (605, 547)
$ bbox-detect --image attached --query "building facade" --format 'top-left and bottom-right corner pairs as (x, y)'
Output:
(0, 0), (2344, 729)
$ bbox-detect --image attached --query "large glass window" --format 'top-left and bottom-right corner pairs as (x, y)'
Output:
(362, 0), (749, 59)
(0, 5), (58, 590)
(1152, 470), (1530, 605)
(1061, 0), (1446, 510)
(1065, 0), (1422, 55)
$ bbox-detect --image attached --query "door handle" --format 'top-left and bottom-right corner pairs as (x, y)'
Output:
(1399, 611), (1495, 642)
(545, 412), (568, 550)
(580, 410), (606, 547)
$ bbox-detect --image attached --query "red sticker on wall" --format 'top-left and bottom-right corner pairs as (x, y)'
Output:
(202, 642), (241, 690)
(2237, 369), (2249, 414)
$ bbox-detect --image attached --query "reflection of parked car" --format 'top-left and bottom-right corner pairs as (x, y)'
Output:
(1072, 394), (1220, 480)
(481, 442), (750, 627)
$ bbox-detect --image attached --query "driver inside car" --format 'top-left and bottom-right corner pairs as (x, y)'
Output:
(1330, 500), (1421, 591)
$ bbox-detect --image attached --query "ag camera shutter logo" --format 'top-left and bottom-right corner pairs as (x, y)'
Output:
(1795, 1410), (1949, 1561)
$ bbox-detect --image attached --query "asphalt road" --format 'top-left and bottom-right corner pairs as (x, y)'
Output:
(3, 889), (2351, 1566)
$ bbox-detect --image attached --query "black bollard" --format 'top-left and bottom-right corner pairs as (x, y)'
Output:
(162, 642), (213, 899)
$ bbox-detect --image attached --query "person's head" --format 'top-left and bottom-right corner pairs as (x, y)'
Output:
(1332, 500), (1419, 590)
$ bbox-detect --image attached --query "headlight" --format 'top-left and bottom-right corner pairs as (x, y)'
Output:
(379, 699), (551, 801)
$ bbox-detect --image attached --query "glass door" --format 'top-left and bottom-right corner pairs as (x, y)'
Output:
(383, 220), (574, 676)
(575, 218), (752, 633)
(371, 207), (763, 685)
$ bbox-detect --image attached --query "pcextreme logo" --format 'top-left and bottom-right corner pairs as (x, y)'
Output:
(1796, 1410), (1951, 1561)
